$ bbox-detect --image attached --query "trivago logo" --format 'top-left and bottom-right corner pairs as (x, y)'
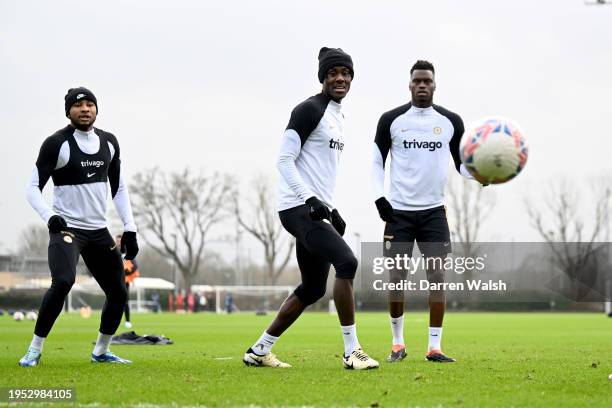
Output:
(329, 138), (344, 151)
(403, 139), (443, 151)
(81, 160), (105, 168)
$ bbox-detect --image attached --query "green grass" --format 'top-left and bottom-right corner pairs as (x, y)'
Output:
(1, 312), (611, 407)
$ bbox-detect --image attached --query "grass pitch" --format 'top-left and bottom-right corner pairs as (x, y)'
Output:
(1, 311), (611, 407)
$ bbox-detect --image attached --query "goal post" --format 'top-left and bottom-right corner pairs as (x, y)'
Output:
(191, 285), (293, 314)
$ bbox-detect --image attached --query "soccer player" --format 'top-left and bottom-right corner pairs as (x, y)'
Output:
(243, 48), (379, 370)
(19, 87), (139, 367)
(116, 234), (140, 329)
(372, 60), (481, 363)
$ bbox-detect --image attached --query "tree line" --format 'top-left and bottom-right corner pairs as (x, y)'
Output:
(15, 168), (611, 293)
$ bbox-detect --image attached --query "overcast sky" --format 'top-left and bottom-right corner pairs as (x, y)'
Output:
(1, 0), (611, 258)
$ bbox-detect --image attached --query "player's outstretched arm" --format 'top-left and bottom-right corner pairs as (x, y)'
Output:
(277, 100), (322, 203)
(107, 133), (138, 259)
(277, 129), (315, 202)
(448, 113), (481, 182)
(25, 136), (63, 224)
(372, 113), (395, 222)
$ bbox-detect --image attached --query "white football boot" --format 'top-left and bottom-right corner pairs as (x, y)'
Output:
(343, 348), (379, 370)
(243, 348), (291, 368)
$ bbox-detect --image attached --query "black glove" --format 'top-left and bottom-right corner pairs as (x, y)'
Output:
(47, 215), (68, 234)
(375, 197), (395, 223)
(306, 196), (331, 221)
(331, 209), (346, 236)
(121, 231), (139, 260)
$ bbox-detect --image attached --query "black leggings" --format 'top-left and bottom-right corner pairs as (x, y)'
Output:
(35, 228), (126, 337)
(279, 205), (358, 306)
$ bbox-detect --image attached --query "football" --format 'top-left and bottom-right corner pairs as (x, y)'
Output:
(26, 311), (38, 321)
(13, 311), (25, 321)
(460, 117), (528, 184)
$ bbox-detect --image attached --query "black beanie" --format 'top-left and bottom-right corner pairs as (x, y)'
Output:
(64, 87), (97, 116)
(318, 47), (354, 83)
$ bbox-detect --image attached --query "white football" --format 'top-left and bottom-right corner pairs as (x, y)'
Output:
(460, 117), (528, 184)
(26, 311), (38, 321)
(13, 311), (25, 321)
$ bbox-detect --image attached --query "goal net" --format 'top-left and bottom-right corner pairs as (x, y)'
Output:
(191, 285), (293, 314)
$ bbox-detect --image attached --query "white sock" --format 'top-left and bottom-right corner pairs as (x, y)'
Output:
(428, 327), (443, 351)
(92, 332), (113, 356)
(390, 315), (405, 346)
(251, 331), (278, 355)
(341, 324), (360, 357)
(30, 334), (45, 352)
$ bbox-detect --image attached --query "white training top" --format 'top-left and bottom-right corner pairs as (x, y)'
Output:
(372, 103), (473, 211)
(277, 93), (344, 211)
(26, 126), (137, 231)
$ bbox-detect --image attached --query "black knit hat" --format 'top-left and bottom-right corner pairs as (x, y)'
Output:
(64, 87), (97, 116)
(318, 47), (354, 83)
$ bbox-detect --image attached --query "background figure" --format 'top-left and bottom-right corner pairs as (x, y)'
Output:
(151, 292), (161, 313)
(116, 234), (140, 329)
(187, 291), (195, 313)
(193, 292), (200, 313)
(226, 292), (234, 314)
(168, 293), (174, 313)
(175, 291), (184, 313)
(198, 292), (207, 313)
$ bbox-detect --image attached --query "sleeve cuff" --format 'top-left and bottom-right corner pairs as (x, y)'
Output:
(460, 164), (474, 179)
(44, 211), (58, 224)
(123, 223), (137, 233)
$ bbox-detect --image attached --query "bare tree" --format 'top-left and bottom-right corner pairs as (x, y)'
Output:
(18, 224), (49, 257)
(130, 167), (234, 290)
(446, 176), (495, 300)
(234, 176), (295, 285)
(526, 180), (610, 283)
(446, 176), (495, 257)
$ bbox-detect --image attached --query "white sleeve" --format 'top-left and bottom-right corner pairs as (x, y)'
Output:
(56, 142), (69, 169)
(25, 167), (56, 224)
(459, 164), (475, 180)
(277, 129), (315, 202)
(26, 139), (69, 224)
(112, 172), (137, 232)
(371, 143), (386, 200)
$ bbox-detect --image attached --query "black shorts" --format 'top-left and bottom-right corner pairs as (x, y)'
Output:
(383, 205), (451, 258)
(279, 204), (357, 280)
